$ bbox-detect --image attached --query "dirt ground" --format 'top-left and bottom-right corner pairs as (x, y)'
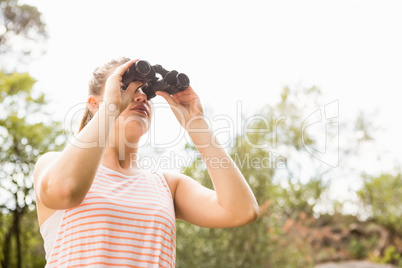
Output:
(315, 261), (397, 268)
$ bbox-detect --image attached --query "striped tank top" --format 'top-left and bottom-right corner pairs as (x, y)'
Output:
(40, 164), (176, 267)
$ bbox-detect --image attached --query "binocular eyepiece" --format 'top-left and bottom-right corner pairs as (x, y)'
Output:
(121, 60), (190, 100)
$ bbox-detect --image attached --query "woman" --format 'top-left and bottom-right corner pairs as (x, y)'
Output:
(33, 57), (259, 267)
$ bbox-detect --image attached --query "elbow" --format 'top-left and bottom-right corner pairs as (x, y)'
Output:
(246, 203), (260, 224)
(232, 203), (260, 227)
(244, 198), (260, 224)
(252, 207), (260, 222)
(40, 174), (84, 209)
(62, 185), (86, 209)
(34, 151), (86, 210)
(67, 186), (87, 208)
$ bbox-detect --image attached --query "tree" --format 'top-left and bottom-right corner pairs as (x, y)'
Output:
(175, 85), (384, 267)
(358, 172), (402, 235)
(0, 2), (61, 267)
(176, 86), (333, 267)
(0, 71), (65, 268)
(0, 0), (47, 68)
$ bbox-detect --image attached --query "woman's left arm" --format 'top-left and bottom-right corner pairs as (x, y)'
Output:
(156, 87), (259, 228)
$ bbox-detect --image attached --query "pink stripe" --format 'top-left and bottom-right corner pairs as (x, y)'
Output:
(56, 220), (174, 243)
(91, 180), (172, 205)
(88, 184), (172, 205)
(85, 190), (173, 208)
(62, 207), (175, 231)
(45, 169), (175, 267)
(94, 173), (171, 196)
(73, 200), (175, 224)
(97, 170), (170, 189)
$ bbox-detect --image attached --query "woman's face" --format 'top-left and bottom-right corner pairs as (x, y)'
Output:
(116, 83), (153, 139)
(91, 65), (153, 143)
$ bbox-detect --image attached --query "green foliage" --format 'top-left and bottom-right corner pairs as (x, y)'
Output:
(0, 70), (65, 267)
(349, 237), (367, 259)
(381, 246), (401, 266)
(0, 2), (61, 266)
(177, 86), (329, 267)
(358, 172), (402, 235)
(19, 208), (47, 267)
(0, 209), (46, 268)
(0, 70), (65, 210)
(0, 0), (47, 62)
(370, 246), (402, 267)
(0, 71), (36, 99)
(177, 85), (401, 267)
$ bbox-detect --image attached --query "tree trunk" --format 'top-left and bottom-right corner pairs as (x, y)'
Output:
(0, 198), (27, 268)
(1, 219), (15, 268)
(14, 209), (22, 268)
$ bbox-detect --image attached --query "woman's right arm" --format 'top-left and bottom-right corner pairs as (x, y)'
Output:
(33, 60), (140, 210)
(33, 102), (119, 210)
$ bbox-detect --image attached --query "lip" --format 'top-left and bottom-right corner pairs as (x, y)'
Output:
(130, 105), (148, 116)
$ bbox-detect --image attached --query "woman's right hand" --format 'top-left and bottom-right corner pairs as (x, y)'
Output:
(104, 59), (143, 114)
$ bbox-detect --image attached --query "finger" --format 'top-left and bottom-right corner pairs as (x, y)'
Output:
(120, 82), (141, 100)
(171, 86), (196, 100)
(155, 91), (178, 106)
(124, 81), (143, 96)
(114, 59), (139, 77)
(131, 81), (143, 91)
(125, 80), (143, 90)
(176, 85), (194, 95)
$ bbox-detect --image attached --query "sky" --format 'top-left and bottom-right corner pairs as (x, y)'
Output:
(18, 0), (402, 208)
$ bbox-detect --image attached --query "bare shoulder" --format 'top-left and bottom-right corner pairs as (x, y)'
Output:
(159, 172), (194, 200)
(162, 171), (196, 185)
(162, 171), (187, 181)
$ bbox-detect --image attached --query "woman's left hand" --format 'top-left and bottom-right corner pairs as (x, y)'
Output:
(155, 86), (205, 129)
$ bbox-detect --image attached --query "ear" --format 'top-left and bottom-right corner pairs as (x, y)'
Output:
(87, 95), (101, 112)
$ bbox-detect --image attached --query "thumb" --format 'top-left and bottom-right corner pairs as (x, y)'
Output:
(123, 81), (143, 96)
(156, 91), (177, 106)
(131, 81), (143, 90)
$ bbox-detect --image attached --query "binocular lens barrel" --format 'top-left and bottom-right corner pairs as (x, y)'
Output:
(121, 60), (153, 90)
(135, 61), (152, 76)
(176, 73), (190, 90)
(121, 59), (190, 99)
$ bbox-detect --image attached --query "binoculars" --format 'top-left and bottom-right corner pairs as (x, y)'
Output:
(121, 60), (190, 100)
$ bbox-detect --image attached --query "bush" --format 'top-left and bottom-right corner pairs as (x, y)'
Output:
(358, 173), (402, 235)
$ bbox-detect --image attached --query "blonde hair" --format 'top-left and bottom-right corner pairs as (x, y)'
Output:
(78, 57), (130, 133)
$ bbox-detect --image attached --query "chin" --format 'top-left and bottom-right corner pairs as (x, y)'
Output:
(127, 119), (150, 136)
(117, 115), (151, 138)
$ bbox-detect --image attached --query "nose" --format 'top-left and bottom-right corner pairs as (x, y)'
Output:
(133, 87), (147, 103)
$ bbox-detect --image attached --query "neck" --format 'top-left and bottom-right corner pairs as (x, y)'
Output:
(101, 127), (142, 174)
